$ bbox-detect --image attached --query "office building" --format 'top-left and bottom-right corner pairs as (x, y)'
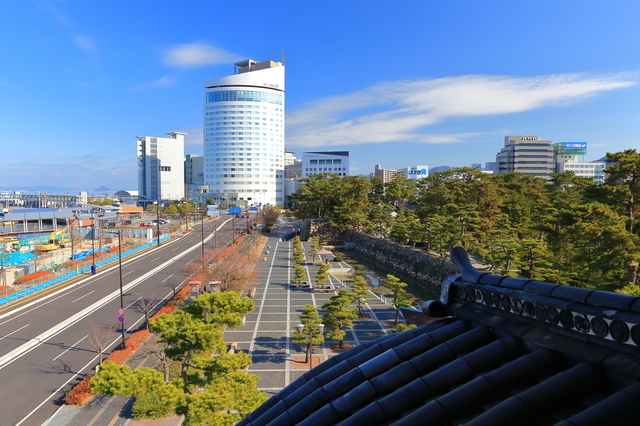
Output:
(185, 154), (209, 202)
(495, 135), (555, 179)
(203, 59), (285, 206)
(553, 142), (605, 183)
(372, 165), (402, 183)
(136, 132), (186, 202)
(302, 151), (349, 178)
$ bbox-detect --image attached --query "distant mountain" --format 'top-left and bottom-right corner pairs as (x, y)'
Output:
(430, 166), (452, 173)
(94, 186), (111, 193)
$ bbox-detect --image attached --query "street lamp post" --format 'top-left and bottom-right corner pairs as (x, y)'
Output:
(155, 200), (161, 247)
(90, 209), (97, 275)
(296, 323), (325, 371)
(106, 229), (126, 349)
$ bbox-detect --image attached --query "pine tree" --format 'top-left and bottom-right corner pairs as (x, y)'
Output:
(322, 290), (357, 348)
(350, 275), (370, 317)
(291, 305), (325, 364)
(384, 274), (412, 325)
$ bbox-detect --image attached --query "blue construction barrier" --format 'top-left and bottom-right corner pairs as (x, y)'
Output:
(0, 235), (170, 306)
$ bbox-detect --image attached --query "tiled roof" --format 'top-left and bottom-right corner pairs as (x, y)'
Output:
(242, 247), (640, 426)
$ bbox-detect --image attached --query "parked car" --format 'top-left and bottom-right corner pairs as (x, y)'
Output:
(140, 222), (154, 227)
(151, 219), (169, 224)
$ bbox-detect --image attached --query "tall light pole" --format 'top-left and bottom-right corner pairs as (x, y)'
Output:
(154, 200), (161, 247)
(90, 209), (97, 275)
(106, 229), (126, 349)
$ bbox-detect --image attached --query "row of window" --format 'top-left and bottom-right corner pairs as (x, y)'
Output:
(205, 137), (283, 141)
(206, 111), (282, 116)
(309, 159), (342, 164)
(305, 172), (347, 177)
(206, 104), (283, 111)
(205, 142), (282, 147)
(206, 90), (283, 105)
(205, 181), (283, 186)
(206, 122), (282, 127)
(305, 167), (347, 172)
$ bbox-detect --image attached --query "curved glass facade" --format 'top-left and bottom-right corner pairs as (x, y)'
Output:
(206, 90), (283, 105)
(203, 63), (285, 205)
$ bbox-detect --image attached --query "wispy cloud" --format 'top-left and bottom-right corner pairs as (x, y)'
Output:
(73, 35), (98, 57)
(133, 75), (179, 90)
(36, 0), (100, 59)
(164, 43), (242, 68)
(286, 73), (637, 148)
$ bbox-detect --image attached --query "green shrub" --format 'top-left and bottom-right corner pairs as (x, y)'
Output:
(333, 256), (344, 262)
(132, 384), (182, 419)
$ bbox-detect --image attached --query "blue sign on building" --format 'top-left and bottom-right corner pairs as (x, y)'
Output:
(562, 142), (587, 149)
(229, 207), (242, 214)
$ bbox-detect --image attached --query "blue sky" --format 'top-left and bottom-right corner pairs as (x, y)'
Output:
(1, 0), (639, 192)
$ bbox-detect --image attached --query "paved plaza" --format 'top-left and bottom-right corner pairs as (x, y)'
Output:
(237, 219), (400, 396)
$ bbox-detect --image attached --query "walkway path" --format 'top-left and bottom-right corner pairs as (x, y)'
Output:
(234, 219), (399, 396)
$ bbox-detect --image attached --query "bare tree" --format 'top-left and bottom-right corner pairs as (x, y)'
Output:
(165, 276), (183, 298)
(85, 321), (115, 365)
(136, 294), (159, 331)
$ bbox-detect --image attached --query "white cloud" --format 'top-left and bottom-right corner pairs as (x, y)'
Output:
(73, 35), (98, 56)
(164, 43), (242, 68)
(286, 73), (637, 148)
(133, 75), (179, 90)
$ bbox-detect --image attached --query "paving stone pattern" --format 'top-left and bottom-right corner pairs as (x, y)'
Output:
(238, 220), (398, 396)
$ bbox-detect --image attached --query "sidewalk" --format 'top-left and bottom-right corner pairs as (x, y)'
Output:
(43, 219), (400, 424)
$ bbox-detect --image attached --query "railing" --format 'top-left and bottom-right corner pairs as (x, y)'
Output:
(0, 235), (170, 305)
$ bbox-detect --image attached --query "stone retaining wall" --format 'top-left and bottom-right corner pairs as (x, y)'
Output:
(338, 229), (459, 288)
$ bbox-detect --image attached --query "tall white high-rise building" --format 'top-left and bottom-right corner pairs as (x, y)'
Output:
(137, 132), (186, 202)
(203, 59), (285, 206)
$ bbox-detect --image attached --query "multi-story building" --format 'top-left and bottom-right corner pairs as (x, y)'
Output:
(136, 132), (186, 203)
(553, 142), (605, 183)
(495, 135), (555, 179)
(302, 151), (349, 178)
(284, 151), (302, 180)
(372, 165), (402, 183)
(203, 59), (285, 207)
(185, 154), (209, 202)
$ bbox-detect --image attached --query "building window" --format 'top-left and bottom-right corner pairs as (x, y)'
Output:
(160, 166), (171, 171)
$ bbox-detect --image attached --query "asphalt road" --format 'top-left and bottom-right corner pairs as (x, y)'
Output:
(0, 215), (248, 426)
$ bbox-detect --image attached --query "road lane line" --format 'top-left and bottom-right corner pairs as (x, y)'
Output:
(71, 291), (95, 303)
(52, 336), (87, 361)
(0, 219), (232, 370)
(161, 274), (173, 282)
(0, 324), (29, 341)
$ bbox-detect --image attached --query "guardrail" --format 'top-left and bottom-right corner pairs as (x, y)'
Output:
(0, 235), (170, 306)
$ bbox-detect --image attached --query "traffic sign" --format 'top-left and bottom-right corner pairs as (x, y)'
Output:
(117, 308), (124, 315)
(117, 315), (125, 323)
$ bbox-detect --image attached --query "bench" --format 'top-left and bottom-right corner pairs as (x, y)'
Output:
(314, 286), (336, 293)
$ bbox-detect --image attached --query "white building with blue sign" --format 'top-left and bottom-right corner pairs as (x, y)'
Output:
(553, 142), (605, 183)
(203, 59), (285, 207)
(399, 165), (429, 180)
